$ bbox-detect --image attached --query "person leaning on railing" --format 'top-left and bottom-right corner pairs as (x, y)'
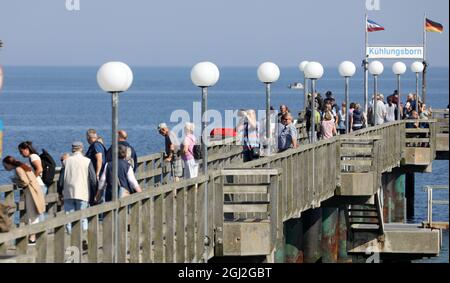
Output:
(2, 156), (45, 244)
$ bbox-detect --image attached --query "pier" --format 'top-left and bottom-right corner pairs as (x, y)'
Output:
(0, 111), (448, 263)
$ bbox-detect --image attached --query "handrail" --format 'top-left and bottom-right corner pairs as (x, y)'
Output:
(0, 118), (447, 262)
(422, 185), (449, 228)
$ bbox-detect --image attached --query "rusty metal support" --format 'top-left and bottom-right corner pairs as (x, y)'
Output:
(405, 172), (415, 221)
(338, 206), (352, 263)
(321, 207), (338, 263)
(302, 208), (322, 263)
(274, 225), (286, 263)
(284, 218), (303, 263)
(382, 168), (405, 223)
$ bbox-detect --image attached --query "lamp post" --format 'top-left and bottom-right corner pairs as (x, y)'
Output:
(338, 61), (356, 133)
(257, 62), (280, 156)
(304, 62), (324, 143)
(411, 61), (424, 113)
(190, 61), (220, 263)
(392, 62), (407, 121)
(97, 61), (133, 263)
(298, 61), (309, 113)
(368, 61), (384, 126)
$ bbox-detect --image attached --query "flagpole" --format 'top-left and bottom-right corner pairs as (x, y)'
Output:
(364, 13), (369, 123)
(422, 12), (427, 104)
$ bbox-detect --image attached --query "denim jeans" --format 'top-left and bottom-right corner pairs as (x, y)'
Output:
(64, 199), (88, 234)
(39, 185), (48, 222)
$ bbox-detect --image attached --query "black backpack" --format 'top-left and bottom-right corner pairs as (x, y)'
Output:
(39, 149), (56, 188)
(193, 145), (202, 160)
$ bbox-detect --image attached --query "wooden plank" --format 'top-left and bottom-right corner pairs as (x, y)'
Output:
(87, 215), (99, 263)
(341, 147), (373, 156)
(35, 231), (48, 263)
(164, 190), (175, 263)
(222, 185), (269, 194)
(186, 185), (196, 262)
(213, 177), (225, 256)
(404, 138), (430, 143)
(340, 159), (372, 167)
(175, 187), (186, 262)
(117, 206), (127, 263)
(207, 177), (215, 259)
(53, 226), (65, 263)
(287, 157), (293, 217)
(129, 202), (141, 263)
(102, 211), (114, 263)
(221, 169), (279, 176)
(269, 174), (279, 249)
(223, 204), (269, 213)
(196, 182), (206, 263)
(70, 220), (82, 263)
(16, 236), (27, 255)
(153, 195), (164, 262)
(141, 198), (153, 263)
(405, 128), (430, 133)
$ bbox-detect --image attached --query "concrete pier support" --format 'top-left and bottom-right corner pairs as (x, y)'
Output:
(382, 168), (405, 223)
(337, 206), (352, 263)
(284, 218), (304, 263)
(321, 207), (338, 263)
(274, 227), (286, 263)
(405, 172), (415, 220)
(302, 208), (322, 263)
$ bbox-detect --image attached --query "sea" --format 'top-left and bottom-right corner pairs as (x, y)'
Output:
(0, 66), (448, 262)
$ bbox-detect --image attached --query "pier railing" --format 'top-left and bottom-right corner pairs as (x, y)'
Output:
(0, 123), (308, 224)
(0, 118), (445, 262)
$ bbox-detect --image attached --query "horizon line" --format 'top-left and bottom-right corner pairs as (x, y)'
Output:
(2, 64), (449, 69)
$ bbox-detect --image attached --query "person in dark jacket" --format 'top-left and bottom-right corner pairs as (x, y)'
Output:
(86, 129), (107, 180)
(350, 103), (366, 132)
(57, 153), (70, 204)
(96, 144), (142, 202)
(105, 130), (138, 172)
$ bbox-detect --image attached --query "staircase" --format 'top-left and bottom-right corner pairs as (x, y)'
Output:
(348, 192), (385, 235)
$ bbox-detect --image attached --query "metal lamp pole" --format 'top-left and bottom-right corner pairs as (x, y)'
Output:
(191, 61), (219, 263)
(265, 83), (271, 155)
(97, 61), (133, 263)
(303, 73), (308, 112)
(344, 77), (350, 133)
(396, 75), (401, 120)
(373, 75), (378, 126)
(415, 72), (420, 113)
(201, 86), (209, 263)
(310, 79), (317, 143)
(111, 91), (119, 263)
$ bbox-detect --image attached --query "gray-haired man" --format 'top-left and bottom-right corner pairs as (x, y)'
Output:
(62, 142), (97, 233)
(158, 123), (183, 182)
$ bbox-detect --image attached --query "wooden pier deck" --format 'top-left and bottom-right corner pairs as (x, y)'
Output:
(0, 112), (448, 263)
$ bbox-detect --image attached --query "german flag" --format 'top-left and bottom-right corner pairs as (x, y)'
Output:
(426, 18), (444, 33)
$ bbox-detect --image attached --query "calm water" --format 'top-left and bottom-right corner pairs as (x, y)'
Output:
(0, 66), (448, 262)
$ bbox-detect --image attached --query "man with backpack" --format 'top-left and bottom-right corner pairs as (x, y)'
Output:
(85, 129), (107, 181)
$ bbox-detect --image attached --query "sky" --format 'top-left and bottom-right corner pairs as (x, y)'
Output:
(0, 0), (448, 67)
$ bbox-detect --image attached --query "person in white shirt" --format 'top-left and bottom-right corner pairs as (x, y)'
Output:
(385, 96), (397, 122)
(374, 94), (387, 125)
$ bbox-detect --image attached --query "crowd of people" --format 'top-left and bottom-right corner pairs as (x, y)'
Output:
(1, 89), (434, 243)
